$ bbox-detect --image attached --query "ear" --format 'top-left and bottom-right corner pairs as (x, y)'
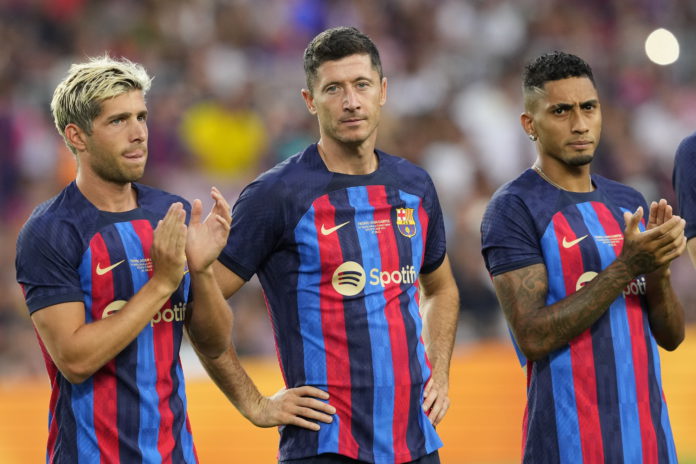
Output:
(65, 123), (88, 152)
(379, 77), (387, 106)
(520, 112), (535, 138)
(301, 88), (317, 115)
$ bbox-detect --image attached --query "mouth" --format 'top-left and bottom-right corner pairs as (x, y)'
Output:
(568, 140), (593, 150)
(341, 117), (365, 124)
(123, 149), (146, 160)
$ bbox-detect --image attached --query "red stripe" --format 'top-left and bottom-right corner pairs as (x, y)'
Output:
(591, 203), (658, 463)
(313, 195), (359, 458)
(89, 233), (120, 462)
(552, 213), (604, 462)
(132, 219), (177, 462)
(368, 186), (412, 461)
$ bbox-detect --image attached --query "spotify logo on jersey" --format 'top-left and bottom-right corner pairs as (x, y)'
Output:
(332, 261), (366, 296)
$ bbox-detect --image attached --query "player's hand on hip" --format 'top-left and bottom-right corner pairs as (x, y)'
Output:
(151, 202), (188, 293)
(185, 187), (232, 273)
(620, 206), (686, 276)
(251, 386), (336, 431)
(423, 376), (450, 427)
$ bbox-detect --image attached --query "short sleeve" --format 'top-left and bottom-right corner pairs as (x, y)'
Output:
(15, 218), (85, 313)
(420, 175), (447, 274)
(480, 192), (542, 276)
(218, 178), (286, 280)
(673, 132), (696, 239)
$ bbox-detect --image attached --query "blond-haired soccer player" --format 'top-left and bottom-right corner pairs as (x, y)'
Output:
(15, 56), (232, 462)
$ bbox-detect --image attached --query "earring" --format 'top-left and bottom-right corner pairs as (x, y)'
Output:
(528, 134), (537, 141)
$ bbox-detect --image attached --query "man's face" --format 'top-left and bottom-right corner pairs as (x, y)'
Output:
(524, 76), (601, 167)
(82, 89), (148, 184)
(302, 53), (387, 147)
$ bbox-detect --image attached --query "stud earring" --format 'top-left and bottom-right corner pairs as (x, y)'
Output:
(528, 134), (537, 142)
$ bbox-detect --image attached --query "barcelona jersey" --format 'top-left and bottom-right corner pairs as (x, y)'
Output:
(481, 169), (677, 464)
(674, 130), (696, 240)
(15, 182), (197, 463)
(219, 144), (446, 463)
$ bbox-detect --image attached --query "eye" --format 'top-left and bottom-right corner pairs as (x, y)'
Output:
(325, 85), (338, 94)
(356, 81), (370, 89)
(581, 103), (596, 111)
(553, 107), (566, 115)
(137, 114), (147, 122)
(110, 118), (124, 125)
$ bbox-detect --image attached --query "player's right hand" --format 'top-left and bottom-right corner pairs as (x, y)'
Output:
(250, 386), (336, 431)
(620, 206), (686, 276)
(150, 202), (188, 293)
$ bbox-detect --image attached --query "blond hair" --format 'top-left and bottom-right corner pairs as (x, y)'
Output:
(50, 55), (152, 153)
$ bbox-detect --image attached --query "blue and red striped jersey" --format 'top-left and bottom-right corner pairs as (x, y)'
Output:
(481, 169), (677, 463)
(219, 144), (446, 463)
(673, 130), (696, 239)
(15, 182), (197, 464)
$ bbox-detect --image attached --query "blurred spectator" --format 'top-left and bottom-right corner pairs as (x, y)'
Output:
(3, 0), (696, 380)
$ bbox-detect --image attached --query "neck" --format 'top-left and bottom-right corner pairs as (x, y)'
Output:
(532, 159), (593, 193)
(76, 170), (138, 212)
(317, 137), (378, 175)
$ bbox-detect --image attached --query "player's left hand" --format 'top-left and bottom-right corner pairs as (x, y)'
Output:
(185, 187), (232, 273)
(647, 198), (673, 229)
(422, 375), (450, 426)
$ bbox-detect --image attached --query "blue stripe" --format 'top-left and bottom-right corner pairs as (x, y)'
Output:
(541, 221), (582, 463)
(577, 202), (640, 462)
(294, 206), (337, 454)
(70, 248), (100, 463)
(175, 361), (196, 462)
(400, 191), (441, 453)
(115, 222), (161, 463)
(347, 187), (394, 461)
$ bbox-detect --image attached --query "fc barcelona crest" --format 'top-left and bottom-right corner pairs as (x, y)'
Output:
(396, 208), (417, 238)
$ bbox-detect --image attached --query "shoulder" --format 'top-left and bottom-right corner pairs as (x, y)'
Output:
(675, 131), (696, 162)
(135, 183), (191, 213)
(486, 170), (543, 212)
(17, 184), (90, 257)
(593, 174), (645, 206)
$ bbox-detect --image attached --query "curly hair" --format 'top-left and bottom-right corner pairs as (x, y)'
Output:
(523, 51), (595, 91)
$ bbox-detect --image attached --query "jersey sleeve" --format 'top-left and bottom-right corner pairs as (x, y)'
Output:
(673, 132), (696, 239)
(480, 191), (542, 276)
(420, 175), (447, 274)
(15, 217), (85, 314)
(218, 178), (286, 281)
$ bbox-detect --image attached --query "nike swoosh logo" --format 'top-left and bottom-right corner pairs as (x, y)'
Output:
(562, 235), (588, 248)
(321, 221), (350, 235)
(96, 260), (126, 276)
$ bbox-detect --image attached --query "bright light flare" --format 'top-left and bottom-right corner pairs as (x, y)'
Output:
(645, 28), (679, 65)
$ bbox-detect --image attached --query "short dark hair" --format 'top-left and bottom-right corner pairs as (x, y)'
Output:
(303, 26), (383, 92)
(523, 51), (595, 92)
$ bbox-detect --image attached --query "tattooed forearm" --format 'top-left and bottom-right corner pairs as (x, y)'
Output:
(493, 261), (635, 361)
(645, 270), (685, 350)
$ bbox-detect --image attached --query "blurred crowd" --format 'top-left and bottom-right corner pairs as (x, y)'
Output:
(2, 0), (696, 379)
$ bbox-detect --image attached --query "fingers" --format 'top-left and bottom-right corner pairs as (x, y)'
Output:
(210, 186), (232, 226)
(624, 206), (643, 235)
(656, 199), (667, 225)
(422, 379), (450, 426)
(190, 199), (203, 226)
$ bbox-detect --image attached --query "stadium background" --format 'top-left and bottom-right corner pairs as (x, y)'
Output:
(1, 0), (695, 462)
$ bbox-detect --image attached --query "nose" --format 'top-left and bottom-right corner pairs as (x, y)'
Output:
(570, 108), (589, 134)
(343, 87), (360, 111)
(130, 118), (147, 143)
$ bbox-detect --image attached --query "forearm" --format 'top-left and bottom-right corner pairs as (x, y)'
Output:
(498, 261), (634, 361)
(197, 346), (264, 421)
(40, 278), (175, 383)
(421, 287), (459, 380)
(187, 268), (232, 358)
(645, 269), (685, 350)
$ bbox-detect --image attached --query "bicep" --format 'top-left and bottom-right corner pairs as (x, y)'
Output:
(419, 254), (456, 298)
(491, 263), (548, 334)
(31, 301), (86, 363)
(213, 260), (246, 298)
